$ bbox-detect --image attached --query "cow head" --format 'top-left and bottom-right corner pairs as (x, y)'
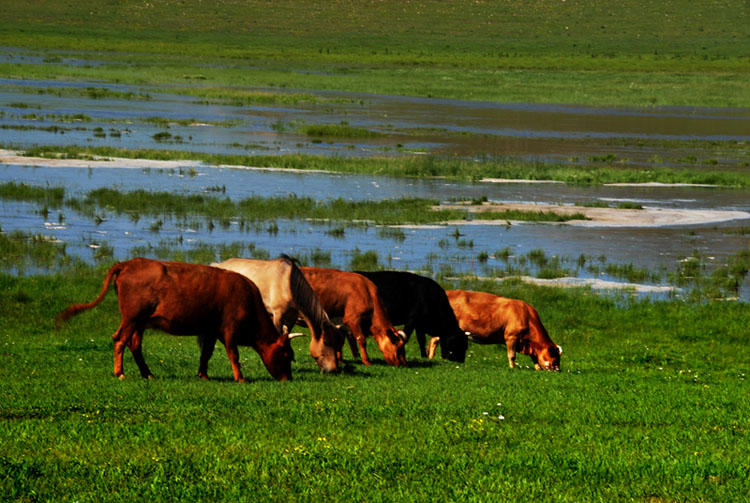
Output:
(536, 344), (562, 371)
(377, 328), (407, 367)
(440, 330), (469, 363)
(309, 321), (342, 374)
(263, 327), (295, 381)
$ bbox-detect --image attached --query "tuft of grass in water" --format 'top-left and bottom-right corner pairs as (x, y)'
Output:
(617, 201), (644, 210)
(472, 209), (589, 223)
(349, 248), (380, 271)
(302, 121), (383, 138)
(377, 227), (406, 242)
(669, 250), (750, 301)
(0, 182), (65, 208)
(605, 262), (660, 284)
(324, 226), (346, 238)
(298, 248), (332, 267)
(0, 230), (73, 272)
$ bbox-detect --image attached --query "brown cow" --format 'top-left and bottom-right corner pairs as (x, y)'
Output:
(212, 256), (341, 374)
(56, 258), (294, 382)
(428, 289), (561, 371)
(300, 267), (407, 367)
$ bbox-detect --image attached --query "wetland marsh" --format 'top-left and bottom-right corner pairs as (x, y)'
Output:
(1, 74), (749, 299)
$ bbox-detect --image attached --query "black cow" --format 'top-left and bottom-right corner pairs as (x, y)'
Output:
(354, 270), (468, 363)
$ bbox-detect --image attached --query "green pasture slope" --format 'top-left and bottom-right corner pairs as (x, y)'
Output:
(1, 267), (749, 502)
(0, 0), (748, 107)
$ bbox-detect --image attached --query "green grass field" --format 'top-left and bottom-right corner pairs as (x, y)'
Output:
(1, 0), (748, 107)
(1, 267), (749, 502)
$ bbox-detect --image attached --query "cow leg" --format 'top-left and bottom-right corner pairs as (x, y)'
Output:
(356, 335), (371, 366)
(112, 321), (137, 379)
(127, 329), (153, 379)
(197, 335), (217, 379)
(426, 337), (440, 359)
(505, 334), (519, 369)
(222, 340), (246, 382)
(530, 354), (541, 371)
(416, 329), (427, 358)
(344, 318), (371, 366)
(346, 331), (362, 361)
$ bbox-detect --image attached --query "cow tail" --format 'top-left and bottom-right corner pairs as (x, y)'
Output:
(54, 262), (124, 327)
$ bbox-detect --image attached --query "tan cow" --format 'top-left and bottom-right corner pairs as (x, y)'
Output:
(301, 267), (407, 367)
(428, 289), (561, 371)
(212, 256), (341, 374)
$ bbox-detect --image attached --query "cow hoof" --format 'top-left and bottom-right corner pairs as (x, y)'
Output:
(117, 374), (126, 380)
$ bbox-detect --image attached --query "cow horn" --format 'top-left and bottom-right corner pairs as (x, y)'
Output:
(288, 332), (307, 339)
(397, 329), (408, 343)
(557, 345), (563, 354)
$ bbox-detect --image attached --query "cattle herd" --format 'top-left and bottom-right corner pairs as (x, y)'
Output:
(56, 256), (562, 380)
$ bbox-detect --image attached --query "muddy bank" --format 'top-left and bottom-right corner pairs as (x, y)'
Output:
(443, 201), (750, 228)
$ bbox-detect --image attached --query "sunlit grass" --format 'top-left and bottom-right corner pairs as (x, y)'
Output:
(1, 265), (748, 502)
(0, 0), (747, 107)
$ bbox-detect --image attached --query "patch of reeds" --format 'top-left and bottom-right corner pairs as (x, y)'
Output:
(472, 209), (589, 223)
(377, 227), (406, 242)
(0, 230), (72, 271)
(669, 249), (750, 301)
(302, 121), (384, 139)
(0, 182), (65, 208)
(605, 262), (660, 284)
(14, 146), (750, 187)
(349, 249), (380, 271)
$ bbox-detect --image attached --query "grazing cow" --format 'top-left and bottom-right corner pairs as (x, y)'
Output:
(300, 266), (407, 367)
(55, 258), (294, 382)
(428, 289), (561, 371)
(212, 256), (341, 374)
(355, 270), (467, 363)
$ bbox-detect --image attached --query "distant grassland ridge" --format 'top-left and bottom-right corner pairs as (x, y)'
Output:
(0, 0), (747, 107)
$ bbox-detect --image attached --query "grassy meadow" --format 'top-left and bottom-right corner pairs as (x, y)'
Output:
(1, 265), (749, 502)
(0, 0), (748, 107)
